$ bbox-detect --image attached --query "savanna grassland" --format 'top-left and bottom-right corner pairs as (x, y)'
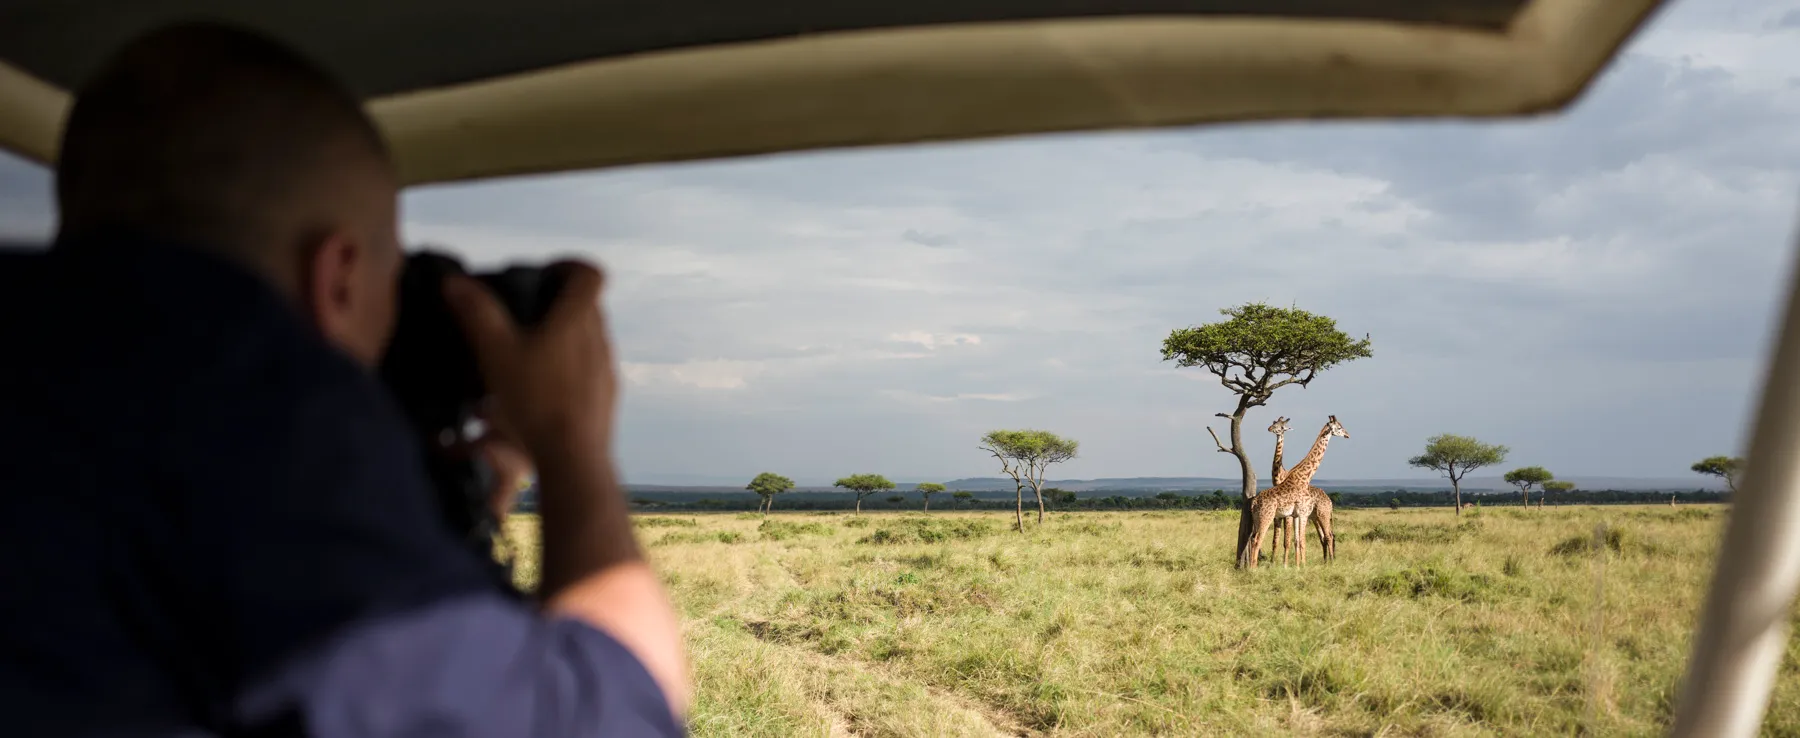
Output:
(504, 505), (1800, 737)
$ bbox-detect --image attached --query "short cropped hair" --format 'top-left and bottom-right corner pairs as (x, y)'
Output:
(55, 22), (390, 260)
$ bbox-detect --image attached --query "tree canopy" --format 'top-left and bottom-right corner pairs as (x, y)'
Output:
(746, 471), (796, 513)
(1161, 302), (1373, 408)
(1408, 434), (1509, 515)
(834, 473), (895, 514)
(1503, 466), (1553, 505)
(980, 429), (1079, 530)
(916, 482), (947, 511)
(1691, 455), (1743, 493)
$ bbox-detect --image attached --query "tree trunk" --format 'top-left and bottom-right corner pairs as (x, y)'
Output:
(1520, 488), (1529, 507)
(1452, 477), (1463, 516)
(856, 495), (864, 515)
(1227, 398), (1257, 566)
(923, 496), (930, 512)
(1032, 483), (1046, 525)
(1014, 482), (1025, 533)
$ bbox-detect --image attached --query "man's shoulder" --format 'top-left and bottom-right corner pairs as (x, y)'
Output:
(3, 233), (417, 483)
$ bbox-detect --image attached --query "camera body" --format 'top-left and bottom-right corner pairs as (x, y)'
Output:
(377, 249), (568, 566)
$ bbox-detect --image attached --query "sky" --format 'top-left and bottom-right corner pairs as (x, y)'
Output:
(4, 0), (1800, 486)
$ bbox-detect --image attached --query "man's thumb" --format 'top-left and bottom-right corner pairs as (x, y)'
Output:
(444, 275), (516, 363)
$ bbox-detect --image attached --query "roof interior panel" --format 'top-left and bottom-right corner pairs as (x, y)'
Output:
(0, 1), (1530, 96)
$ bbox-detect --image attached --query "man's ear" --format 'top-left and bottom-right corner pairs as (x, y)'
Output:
(300, 230), (369, 356)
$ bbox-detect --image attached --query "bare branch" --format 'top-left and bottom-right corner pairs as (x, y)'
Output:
(1205, 426), (1232, 454)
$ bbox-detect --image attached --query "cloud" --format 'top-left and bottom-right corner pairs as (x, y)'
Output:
(902, 229), (954, 247)
(888, 330), (981, 349)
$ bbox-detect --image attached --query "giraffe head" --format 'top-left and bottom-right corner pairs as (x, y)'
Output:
(1324, 415), (1349, 439)
(1267, 416), (1290, 436)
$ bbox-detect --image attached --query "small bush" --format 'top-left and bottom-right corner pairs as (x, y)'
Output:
(1060, 519), (1123, 536)
(843, 518), (872, 529)
(634, 516), (699, 528)
(758, 520), (833, 541)
(1362, 564), (1497, 601)
(860, 518), (994, 545)
(1550, 526), (1632, 556)
(654, 530), (745, 546)
(1360, 521), (1480, 544)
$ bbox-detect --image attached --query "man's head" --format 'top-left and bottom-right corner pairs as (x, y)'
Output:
(54, 22), (403, 366)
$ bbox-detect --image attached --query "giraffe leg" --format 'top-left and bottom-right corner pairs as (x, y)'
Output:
(1274, 516), (1286, 567)
(1324, 516), (1336, 562)
(1247, 509), (1275, 570)
(1284, 517), (1297, 567)
(1313, 514), (1333, 562)
(1289, 517), (1299, 566)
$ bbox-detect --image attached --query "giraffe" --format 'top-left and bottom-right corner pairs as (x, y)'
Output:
(1268, 416), (1337, 563)
(1242, 415), (1349, 569)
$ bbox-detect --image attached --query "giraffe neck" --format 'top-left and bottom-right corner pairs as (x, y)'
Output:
(1279, 430), (1333, 491)
(1271, 432), (1288, 485)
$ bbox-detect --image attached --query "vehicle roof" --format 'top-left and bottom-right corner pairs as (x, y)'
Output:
(0, 0), (1666, 185)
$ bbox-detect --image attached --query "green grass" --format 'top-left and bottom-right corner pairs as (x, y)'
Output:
(506, 505), (1800, 737)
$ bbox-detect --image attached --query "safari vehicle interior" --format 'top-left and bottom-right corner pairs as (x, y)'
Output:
(0, 0), (1792, 735)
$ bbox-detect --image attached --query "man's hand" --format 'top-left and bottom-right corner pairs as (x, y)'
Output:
(442, 264), (617, 457)
(442, 263), (692, 720)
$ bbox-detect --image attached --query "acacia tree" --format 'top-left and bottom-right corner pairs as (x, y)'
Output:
(1692, 456), (1744, 493)
(834, 473), (894, 515)
(979, 429), (1079, 531)
(1162, 302), (1371, 562)
(746, 472), (795, 514)
(1408, 434), (1508, 515)
(1543, 480), (1576, 504)
(952, 490), (975, 509)
(1503, 466), (1554, 507)
(915, 482), (946, 511)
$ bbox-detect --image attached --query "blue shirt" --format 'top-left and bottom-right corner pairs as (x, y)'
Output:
(0, 233), (684, 737)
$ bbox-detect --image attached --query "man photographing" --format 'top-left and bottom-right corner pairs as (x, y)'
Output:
(0, 20), (690, 738)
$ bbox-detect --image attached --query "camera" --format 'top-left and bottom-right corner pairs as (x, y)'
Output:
(377, 249), (569, 569)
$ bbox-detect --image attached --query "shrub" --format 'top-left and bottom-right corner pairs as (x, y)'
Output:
(634, 516), (699, 528)
(654, 530), (745, 546)
(860, 518), (994, 545)
(1550, 526), (1634, 557)
(1363, 564), (1496, 601)
(758, 520), (833, 541)
(1360, 521), (1480, 544)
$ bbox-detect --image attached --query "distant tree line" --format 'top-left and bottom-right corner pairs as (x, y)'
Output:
(593, 486), (1728, 513)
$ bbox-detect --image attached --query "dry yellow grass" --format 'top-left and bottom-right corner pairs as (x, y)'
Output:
(504, 505), (1800, 737)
